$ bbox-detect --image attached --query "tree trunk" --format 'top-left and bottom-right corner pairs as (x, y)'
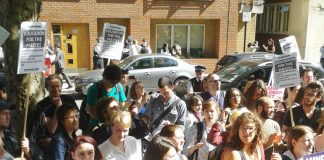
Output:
(0, 0), (44, 137)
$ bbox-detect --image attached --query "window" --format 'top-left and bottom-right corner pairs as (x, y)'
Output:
(131, 58), (153, 69)
(154, 57), (178, 68)
(156, 24), (204, 58)
(256, 3), (290, 33)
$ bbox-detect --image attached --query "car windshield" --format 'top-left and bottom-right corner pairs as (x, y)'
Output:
(217, 61), (259, 83)
(118, 56), (137, 69)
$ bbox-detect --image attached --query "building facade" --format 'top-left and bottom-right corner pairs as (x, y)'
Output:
(40, 0), (239, 71)
(256, 0), (324, 62)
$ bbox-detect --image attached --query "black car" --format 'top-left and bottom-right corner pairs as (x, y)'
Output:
(217, 59), (324, 92)
(215, 52), (275, 72)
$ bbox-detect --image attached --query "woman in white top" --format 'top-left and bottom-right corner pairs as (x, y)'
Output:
(98, 111), (142, 160)
(184, 95), (203, 133)
(161, 42), (171, 55)
(184, 100), (222, 160)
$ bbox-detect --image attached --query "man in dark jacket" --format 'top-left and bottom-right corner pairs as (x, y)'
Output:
(52, 44), (73, 89)
(0, 101), (41, 159)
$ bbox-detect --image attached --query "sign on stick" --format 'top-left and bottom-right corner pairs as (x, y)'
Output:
(100, 23), (126, 60)
(17, 21), (47, 74)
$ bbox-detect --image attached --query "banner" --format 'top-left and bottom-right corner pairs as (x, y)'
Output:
(17, 21), (47, 74)
(279, 36), (301, 61)
(303, 151), (324, 160)
(100, 23), (126, 60)
(273, 52), (300, 88)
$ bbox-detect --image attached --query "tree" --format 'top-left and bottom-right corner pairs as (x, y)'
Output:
(0, 0), (44, 137)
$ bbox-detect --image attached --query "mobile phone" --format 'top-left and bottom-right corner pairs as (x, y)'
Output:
(129, 75), (135, 79)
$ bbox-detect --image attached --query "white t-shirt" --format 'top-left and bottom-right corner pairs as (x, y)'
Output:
(99, 136), (142, 160)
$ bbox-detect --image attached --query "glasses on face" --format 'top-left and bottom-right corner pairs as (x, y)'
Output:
(64, 114), (80, 120)
(239, 125), (256, 133)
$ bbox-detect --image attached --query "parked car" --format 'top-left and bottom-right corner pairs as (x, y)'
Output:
(214, 52), (275, 72)
(217, 59), (324, 92)
(74, 54), (196, 95)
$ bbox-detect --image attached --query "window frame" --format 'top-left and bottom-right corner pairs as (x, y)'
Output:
(155, 24), (205, 57)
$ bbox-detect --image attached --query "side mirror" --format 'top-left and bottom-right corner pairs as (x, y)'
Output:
(128, 66), (134, 70)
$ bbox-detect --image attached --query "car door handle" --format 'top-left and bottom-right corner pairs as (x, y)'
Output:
(144, 72), (150, 76)
(169, 70), (175, 74)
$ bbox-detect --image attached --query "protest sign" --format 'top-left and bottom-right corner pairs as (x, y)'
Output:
(273, 52), (300, 88)
(303, 151), (324, 160)
(100, 23), (126, 60)
(17, 21), (47, 74)
(279, 36), (301, 61)
(0, 26), (10, 46)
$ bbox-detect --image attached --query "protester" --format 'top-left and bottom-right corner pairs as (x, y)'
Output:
(51, 44), (73, 89)
(92, 97), (119, 145)
(143, 76), (187, 137)
(184, 95), (203, 132)
(144, 136), (178, 160)
(187, 65), (206, 94)
(314, 111), (324, 152)
(221, 112), (266, 160)
(184, 100), (221, 160)
(49, 103), (80, 160)
(301, 68), (315, 88)
(243, 79), (267, 113)
(28, 74), (77, 159)
(221, 88), (248, 130)
(161, 42), (171, 55)
(263, 38), (275, 53)
(93, 37), (104, 69)
(247, 41), (259, 52)
(121, 69), (130, 98)
(0, 137), (14, 160)
(282, 82), (323, 133)
(0, 101), (39, 159)
(98, 111), (142, 160)
(86, 64), (127, 123)
(129, 81), (148, 116)
(199, 74), (225, 108)
(282, 125), (314, 160)
(255, 97), (283, 159)
(69, 136), (103, 160)
(160, 125), (187, 160)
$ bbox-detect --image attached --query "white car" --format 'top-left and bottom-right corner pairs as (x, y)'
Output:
(74, 54), (197, 95)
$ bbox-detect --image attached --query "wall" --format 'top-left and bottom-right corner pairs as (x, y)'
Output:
(40, 0), (239, 69)
(236, 14), (257, 53)
(304, 0), (324, 62)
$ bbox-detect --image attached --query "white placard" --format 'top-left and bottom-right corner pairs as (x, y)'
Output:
(273, 52), (300, 88)
(279, 36), (301, 61)
(243, 12), (252, 22)
(100, 23), (126, 60)
(17, 21), (47, 74)
(0, 26), (10, 46)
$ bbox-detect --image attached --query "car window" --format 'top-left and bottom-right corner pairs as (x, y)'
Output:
(218, 61), (257, 83)
(217, 56), (237, 66)
(245, 67), (272, 83)
(131, 58), (153, 69)
(154, 57), (177, 68)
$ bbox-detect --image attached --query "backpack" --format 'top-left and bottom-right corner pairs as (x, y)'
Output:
(79, 82), (102, 134)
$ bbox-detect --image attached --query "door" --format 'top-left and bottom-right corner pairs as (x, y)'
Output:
(127, 58), (155, 91)
(152, 57), (177, 81)
(53, 24), (90, 69)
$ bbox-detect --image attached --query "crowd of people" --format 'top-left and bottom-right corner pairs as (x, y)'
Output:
(1, 60), (324, 160)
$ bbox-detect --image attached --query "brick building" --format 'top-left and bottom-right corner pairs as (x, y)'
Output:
(40, 0), (239, 71)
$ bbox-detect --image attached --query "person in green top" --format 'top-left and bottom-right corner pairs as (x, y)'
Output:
(86, 64), (127, 121)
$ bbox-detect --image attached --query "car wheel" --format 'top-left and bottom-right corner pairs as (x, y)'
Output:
(174, 77), (189, 99)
